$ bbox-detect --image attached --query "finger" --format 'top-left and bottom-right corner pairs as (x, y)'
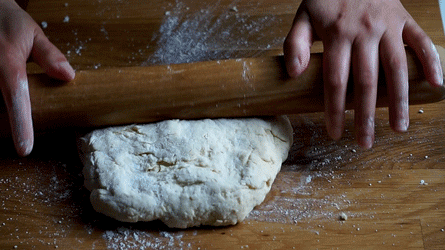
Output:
(0, 59), (33, 156)
(403, 19), (443, 87)
(352, 40), (379, 149)
(323, 40), (352, 140)
(31, 29), (75, 81)
(283, 6), (314, 77)
(380, 34), (409, 132)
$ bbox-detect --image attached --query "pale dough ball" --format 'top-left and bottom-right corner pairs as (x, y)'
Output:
(79, 116), (293, 228)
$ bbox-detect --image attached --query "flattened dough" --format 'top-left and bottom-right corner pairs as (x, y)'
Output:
(80, 116), (293, 228)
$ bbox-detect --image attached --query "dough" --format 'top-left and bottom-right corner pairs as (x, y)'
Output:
(79, 116), (293, 228)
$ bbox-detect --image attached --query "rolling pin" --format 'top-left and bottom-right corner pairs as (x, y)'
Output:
(0, 47), (444, 136)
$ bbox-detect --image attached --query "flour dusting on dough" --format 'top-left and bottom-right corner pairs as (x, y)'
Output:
(80, 116), (292, 228)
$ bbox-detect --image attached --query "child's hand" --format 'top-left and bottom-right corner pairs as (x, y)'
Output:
(284, 0), (443, 148)
(0, 0), (75, 156)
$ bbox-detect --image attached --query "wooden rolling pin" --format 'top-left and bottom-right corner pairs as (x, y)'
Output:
(0, 47), (444, 135)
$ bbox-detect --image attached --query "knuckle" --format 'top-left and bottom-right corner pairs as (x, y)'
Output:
(385, 54), (405, 73)
(325, 73), (348, 90)
(417, 33), (431, 46)
(360, 14), (375, 33)
(359, 79), (375, 91)
(411, 27), (430, 45)
(330, 19), (350, 37)
(357, 70), (377, 90)
(359, 16), (384, 36)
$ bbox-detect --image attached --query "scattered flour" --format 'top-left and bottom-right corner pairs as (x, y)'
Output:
(103, 228), (191, 250)
(0, 124), (365, 250)
(143, 1), (286, 65)
(61, 0), (287, 70)
(0, 159), (80, 249)
(1, 0), (374, 248)
(247, 171), (353, 225)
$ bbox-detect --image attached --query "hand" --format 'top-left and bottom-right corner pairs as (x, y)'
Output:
(0, 0), (75, 156)
(284, 0), (443, 149)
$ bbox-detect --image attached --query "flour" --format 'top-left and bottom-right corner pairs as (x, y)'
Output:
(0, 159), (79, 249)
(1, 122), (359, 249)
(247, 171), (353, 224)
(61, 0), (287, 70)
(144, 1), (285, 65)
(103, 228), (190, 249)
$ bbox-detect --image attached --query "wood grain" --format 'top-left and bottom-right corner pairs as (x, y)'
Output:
(0, 0), (444, 249)
(2, 48), (445, 136)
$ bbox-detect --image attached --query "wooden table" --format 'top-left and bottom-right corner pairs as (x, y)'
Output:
(1, 0), (445, 249)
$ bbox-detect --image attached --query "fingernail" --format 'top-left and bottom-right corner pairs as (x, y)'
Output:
(434, 60), (443, 86)
(326, 114), (344, 141)
(11, 122), (34, 157)
(16, 137), (33, 157)
(58, 61), (76, 80)
(294, 57), (303, 75)
(395, 119), (409, 132)
(432, 44), (443, 86)
(360, 135), (374, 149)
(326, 120), (339, 140)
(435, 63), (443, 86)
(328, 126), (343, 141)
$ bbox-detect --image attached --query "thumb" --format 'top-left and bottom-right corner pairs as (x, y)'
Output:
(283, 6), (314, 77)
(31, 29), (75, 81)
